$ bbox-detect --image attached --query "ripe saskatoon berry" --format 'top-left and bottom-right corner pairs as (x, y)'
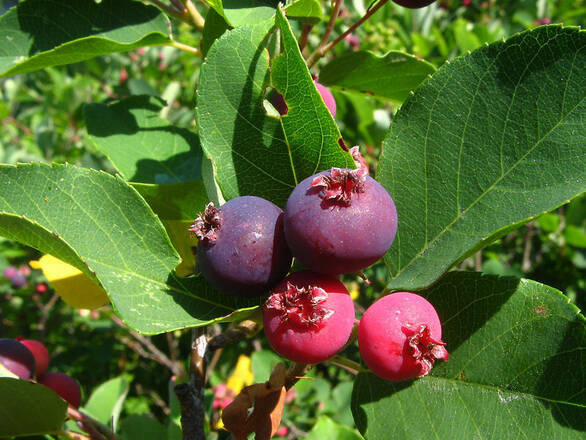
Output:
(263, 271), (355, 363)
(358, 292), (448, 381)
(284, 147), (397, 275)
(270, 80), (336, 117)
(17, 338), (50, 377)
(38, 372), (82, 408)
(190, 196), (292, 297)
(0, 338), (36, 379)
(392, 0), (436, 8)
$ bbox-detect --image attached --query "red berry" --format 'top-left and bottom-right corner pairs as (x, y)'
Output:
(190, 197), (292, 297)
(284, 148), (397, 275)
(38, 372), (82, 408)
(0, 338), (36, 379)
(17, 338), (50, 377)
(358, 292), (448, 381)
(263, 271), (355, 363)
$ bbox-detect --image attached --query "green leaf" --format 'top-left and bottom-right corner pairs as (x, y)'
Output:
(85, 95), (201, 184)
(197, 13), (352, 207)
(565, 224), (586, 248)
(120, 414), (166, 440)
(207, 0), (277, 28)
(378, 26), (586, 290)
(0, 378), (67, 437)
(202, 8), (230, 58)
(83, 376), (130, 431)
(0, 164), (259, 334)
(251, 350), (283, 382)
(0, 0), (171, 77)
(352, 272), (585, 439)
(319, 51), (436, 103)
(285, 0), (322, 24)
(306, 416), (364, 440)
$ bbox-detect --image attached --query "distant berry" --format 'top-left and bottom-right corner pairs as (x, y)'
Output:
(392, 0), (436, 8)
(263, 271), (355, 363)
(284, 147), (397, 275)
(3, 266), (17, 279)
(17, 338), (49, 377)
(190, 197), (292, 297)
(270, 80), (336, 117)
(0, 338), (36, 379)
(358, 292), (448, 381)
(36, 283), (48, 293)
(38, 372), (82, 408)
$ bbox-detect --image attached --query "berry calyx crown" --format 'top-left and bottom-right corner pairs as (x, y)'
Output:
(311, 146), (369, 206)
(265, 282), (334, 329)
(402, 324), (449, 377)
(189, 202), (222, 246)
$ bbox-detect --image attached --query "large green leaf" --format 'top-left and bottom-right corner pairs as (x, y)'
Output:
(85, 95), (208, 274)
(306, 416), (364, 440)
(0, 378), (67, 437)
(378, 25), (586, 290)
(319, 50), (436, 103)
(0, 164), (259, 334)
(83, 376), (130, 431)
(285, 0), (322, 24)
(206, 0), (277, 28)
(197, 12), (352, 207)
(0, 0), (171, 77)
(352, 272), (585, 439)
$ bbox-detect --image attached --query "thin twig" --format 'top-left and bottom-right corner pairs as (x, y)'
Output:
(522, 222), (535, 273)
(111, 315), (184, 377)
(207, 317), (262, 351)
(67, 407), (118, 440)
(307, 0), (389, 68)
(285, 362), (313, 390)
(328, 355), (367, 374)
(169, 40), (202, 55)
(181, 0), (206, 29)
(317, 0), (344, 51)
(298, 24), (313, 52)
(145, 0), (191, 23)
(57, 429), (91, 440)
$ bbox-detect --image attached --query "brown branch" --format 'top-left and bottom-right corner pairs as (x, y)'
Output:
(207, 318), (261, 351)
(317, 0), (344, 51)
(180, 0), (205, 29)
(298, 24), (313, 53)
(307, 0), (388, 68)
(67, 407), (118, 440)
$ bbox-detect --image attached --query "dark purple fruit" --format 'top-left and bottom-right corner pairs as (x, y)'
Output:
(392, 0), (436, 8)
(284, 148), (397, 275)
(38, 372), (82, 408)
(269, 80), (336, 117)
(0, 338), (36, 379)
(190, 196), (292, 297)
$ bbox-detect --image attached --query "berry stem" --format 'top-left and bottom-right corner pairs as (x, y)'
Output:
(169, 40), (202, 56)
(298, 24), (313, 52)
(145, 0), (192, 24)
(328, 355), (367, 374)
(180, 0), (205, 29)
(307, 0), (389, 68)
(67, 407), (119, 440)
(316, 0), (344, 55)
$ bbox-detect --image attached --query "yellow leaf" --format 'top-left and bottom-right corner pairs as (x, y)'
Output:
(29, 255), (109, 309)
(226, 355), (254, 395)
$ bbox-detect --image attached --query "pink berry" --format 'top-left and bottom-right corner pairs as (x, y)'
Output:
(269, 80), (336, 117)
(0, 338), (36, 379)
(263, 271), (355, 364)
(38, 372), (82, 408)
(358, 292), (448, 381)
(17, 338), (50, 377)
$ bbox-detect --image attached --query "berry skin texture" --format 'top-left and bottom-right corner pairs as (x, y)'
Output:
(270, 80), (336, 117)
(392, 0), (436, 8)
(17, 338), (50, 377)
(358, 292), (448, 381)
(190, 196), (292, 297)
(0, 338), (36, 379)
(284, 148), (397, 275)
(38, 372), (82, 408)
(263, 271), (355, 364)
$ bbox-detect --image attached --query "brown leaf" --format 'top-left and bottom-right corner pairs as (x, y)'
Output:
(222, 363), (287, 439)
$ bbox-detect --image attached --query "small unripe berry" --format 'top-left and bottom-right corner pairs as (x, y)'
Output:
(38, 372), (82, 408)
(263, 271), (355, 364)
(284, 147), (397, 275)
(0, 338), (36, 379)
(358, 292), (448, 381)
(190, 196), (292, 297)
(17, 338), (50, 377)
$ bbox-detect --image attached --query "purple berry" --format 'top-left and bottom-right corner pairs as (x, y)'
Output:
(0, 338), (36, 379)
(38, 372), (82, 408)
(17, 338), (50, 377)
(284, 148), (397, 275)
(10, 273), (26, 288)
(190, 196), (292, 297)
(269, 80), (336, 117)
(392, 0), (436, 8)
(3, 266), (17, 279)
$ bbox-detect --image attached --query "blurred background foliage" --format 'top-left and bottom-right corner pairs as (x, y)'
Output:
(0, 0), (584, 438)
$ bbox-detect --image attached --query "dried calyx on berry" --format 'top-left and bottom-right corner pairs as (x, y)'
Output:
(265, 282), (334, 329)
(403, 324), (449, 377)
(189, 202), (222, 246)
(311, 147), (369, 207)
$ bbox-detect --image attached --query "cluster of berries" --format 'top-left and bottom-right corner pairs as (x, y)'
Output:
(0, 338), (81, 408)
(3, 265), (30, 288)
(191, 100), (447, 382)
